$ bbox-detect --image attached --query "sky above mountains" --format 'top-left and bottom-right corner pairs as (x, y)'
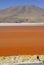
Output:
(0, 0), (44, 10)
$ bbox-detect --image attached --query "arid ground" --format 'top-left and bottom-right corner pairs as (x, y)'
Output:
(0, 26), (44, 56)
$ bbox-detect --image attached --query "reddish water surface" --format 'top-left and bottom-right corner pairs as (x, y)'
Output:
(0, 26), (44, 56)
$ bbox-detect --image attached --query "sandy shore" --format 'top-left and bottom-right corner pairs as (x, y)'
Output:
(0, 55), (44, 65)
(0, 26), (44, 55)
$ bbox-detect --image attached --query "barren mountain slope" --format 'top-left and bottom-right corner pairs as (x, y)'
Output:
(0, 5), (44, 23)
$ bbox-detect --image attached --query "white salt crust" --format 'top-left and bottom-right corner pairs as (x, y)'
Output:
(0, 55), (44, 65)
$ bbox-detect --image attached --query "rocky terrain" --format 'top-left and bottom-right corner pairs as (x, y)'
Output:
(0, 5), (44, 23)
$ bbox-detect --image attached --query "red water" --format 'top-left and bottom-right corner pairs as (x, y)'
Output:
(0, 26), (44, 56)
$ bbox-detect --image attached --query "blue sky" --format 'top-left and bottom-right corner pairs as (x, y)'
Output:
(0, 0), (44, 10)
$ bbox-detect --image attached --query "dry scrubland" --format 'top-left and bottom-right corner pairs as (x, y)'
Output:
(0, 5), (44, 23)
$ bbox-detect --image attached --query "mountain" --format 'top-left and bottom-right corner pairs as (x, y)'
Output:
(0, 5), (44, 23)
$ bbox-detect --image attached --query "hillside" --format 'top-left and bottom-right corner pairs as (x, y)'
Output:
(0, 5), (44, 23)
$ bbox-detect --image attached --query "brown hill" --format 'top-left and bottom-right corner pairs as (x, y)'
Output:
(0, 5), (44, 23)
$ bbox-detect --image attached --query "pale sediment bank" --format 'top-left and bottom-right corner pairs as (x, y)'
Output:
(0, 55), (44, 65)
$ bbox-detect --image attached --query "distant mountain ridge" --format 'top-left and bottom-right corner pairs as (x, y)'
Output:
(0, 5), (44, 23)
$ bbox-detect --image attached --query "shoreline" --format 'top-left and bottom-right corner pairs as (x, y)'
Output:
(0, 23), (44, 26)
